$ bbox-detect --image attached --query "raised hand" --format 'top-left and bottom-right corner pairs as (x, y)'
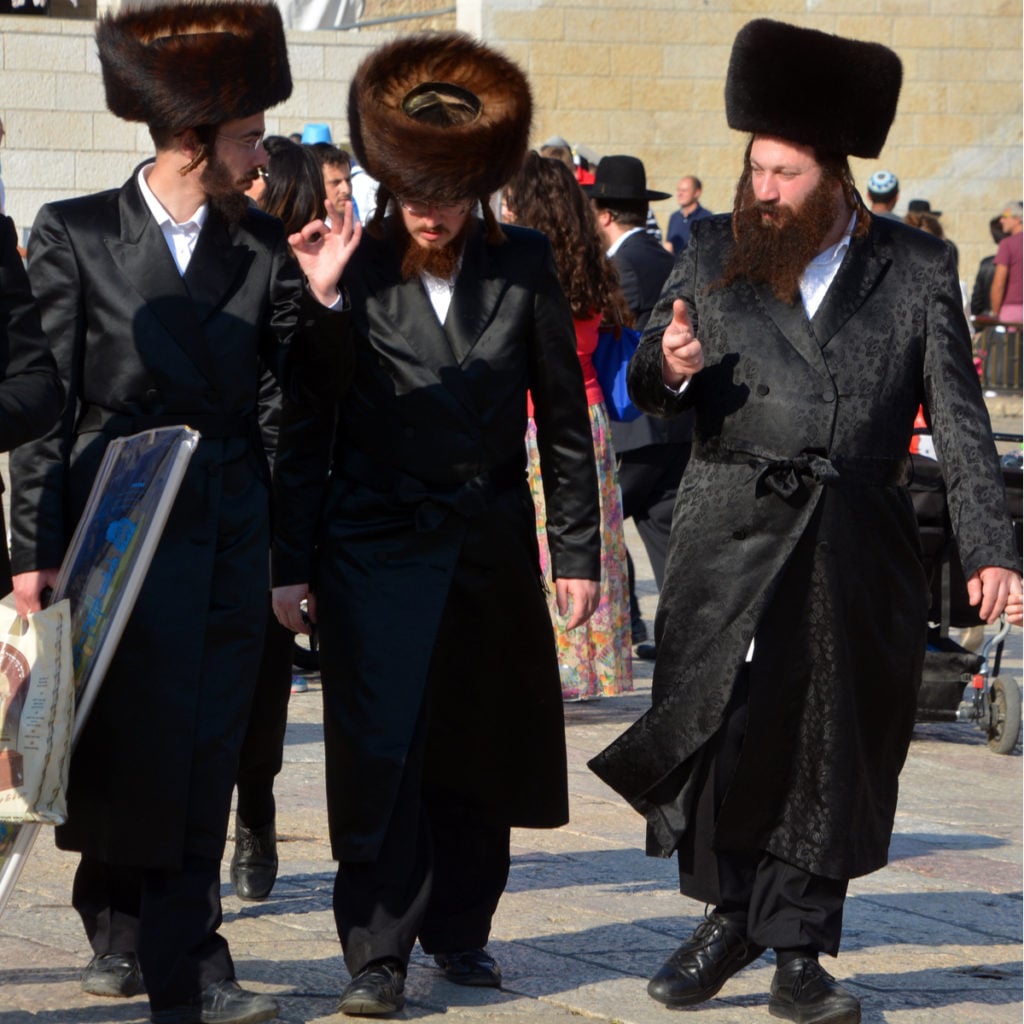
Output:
(289, 198), (363, 307)
(662, 298), (704, 388)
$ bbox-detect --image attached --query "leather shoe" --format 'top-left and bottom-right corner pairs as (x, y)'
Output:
(635, 642), (657, 661)
(81, 952), (144, 997)
(230, 818), (278, 901)
(769, 957), (861, 1024)
(337, 960), (406, 1017)
(151, 979), (279, 1024)
(434, 949), (502, 988)
(647, 914), (764, 1007)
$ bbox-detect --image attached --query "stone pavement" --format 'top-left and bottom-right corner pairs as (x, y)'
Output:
(1, 509), (1021, 1024)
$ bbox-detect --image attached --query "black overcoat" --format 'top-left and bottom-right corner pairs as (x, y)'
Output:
(273, 220), (601, 862)
(9, 167), (348, 868)
(0, 214), (63, 595)
(590, 214), (1020, 881)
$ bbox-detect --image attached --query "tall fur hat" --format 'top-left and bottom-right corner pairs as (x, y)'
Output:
(348, 32), (532, 205)
(96, 1), (292, 131)
(725, 19), (901, 159)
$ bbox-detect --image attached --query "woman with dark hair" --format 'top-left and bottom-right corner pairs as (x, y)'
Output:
(503, 151), (632, 700)
(258, 136), (327, 231)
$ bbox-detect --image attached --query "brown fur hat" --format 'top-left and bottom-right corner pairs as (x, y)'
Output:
(725, 19), (901, 159)
(348, 32), (532, 205)
(96, 1), (292, 131)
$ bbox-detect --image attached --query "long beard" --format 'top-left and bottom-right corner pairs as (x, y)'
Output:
(722, 175), (843, 304)
(200, 153), (254, 225)
(395, 219), (471, 282)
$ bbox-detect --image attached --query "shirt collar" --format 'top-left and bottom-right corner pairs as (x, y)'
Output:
(807, 210), (857, 269)
(138, 163), (208, 232)
(606, 226), (644, 258)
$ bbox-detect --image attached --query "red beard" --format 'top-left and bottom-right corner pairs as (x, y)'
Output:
(721, 174), (843, 304)
(396, 218), (471, 281)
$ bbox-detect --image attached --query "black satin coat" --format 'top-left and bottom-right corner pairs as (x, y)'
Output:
(273, 220), (600, 862)
(0, 214), (63, 595)
(9, 167), (349, 868)
(590, 213), (1019, 881)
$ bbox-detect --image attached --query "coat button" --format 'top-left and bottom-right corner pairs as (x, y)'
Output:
(146, 387), (160, 402)
(756, 384), (769, 396)
(732, 529), (747, 540)
(821, 390), (836, 403)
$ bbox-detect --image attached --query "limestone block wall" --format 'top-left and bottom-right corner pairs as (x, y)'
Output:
(475, 0), (1023, 285)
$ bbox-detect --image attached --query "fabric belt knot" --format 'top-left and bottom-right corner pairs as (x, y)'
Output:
(756, 453), (841, 500)
(339, 449), (523, 532)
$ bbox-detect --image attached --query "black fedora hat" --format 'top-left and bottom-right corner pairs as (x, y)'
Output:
(907, 198), (942, 216)
(583, 155), (670, 202)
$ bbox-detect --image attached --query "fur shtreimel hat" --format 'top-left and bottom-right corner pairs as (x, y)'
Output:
(96, 1), (292, 131)
(348, 32), (532, 205)
(725, 19), (902, 159)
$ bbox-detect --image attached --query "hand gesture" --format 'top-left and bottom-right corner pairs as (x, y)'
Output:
(662, 299), (704, 388)
(289, 198), (363, 307)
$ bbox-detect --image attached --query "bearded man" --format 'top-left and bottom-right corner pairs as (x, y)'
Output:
(9, 4), (359, 1022)
(589, 20), (1022, 1024)
(271, 33), (600, 1018)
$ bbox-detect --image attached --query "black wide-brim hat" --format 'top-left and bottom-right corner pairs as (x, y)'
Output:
(725, 19), (902, 159)
(96, 0), (292, 132)
(583, 155), (670, 203)
(348, 32), (532, 205)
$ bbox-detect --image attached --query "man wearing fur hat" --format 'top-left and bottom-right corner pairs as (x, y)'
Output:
(9, 4), (359, 1022)
(271, 33), (600, 1017)
(590, 19), (1023, 1024)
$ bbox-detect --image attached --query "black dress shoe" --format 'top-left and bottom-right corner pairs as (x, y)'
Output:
(635, 642), (657, 661)
(434, 949), (502, 988)
(151, 979), (279, 1024)
(81, 952), (144, 997)
(337, 960), (406, 1017)
(230, 818), (278, 901)
(647, 914), (764, 1008)
(631, 615), (649, 644)
(769, 957), (861, 1024)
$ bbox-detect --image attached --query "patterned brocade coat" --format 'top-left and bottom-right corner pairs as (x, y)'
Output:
(590, 213), (1020, 881)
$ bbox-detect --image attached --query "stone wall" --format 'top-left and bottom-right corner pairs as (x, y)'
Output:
(0, 0), (1020, 279)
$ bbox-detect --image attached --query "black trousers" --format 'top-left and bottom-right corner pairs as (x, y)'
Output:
(677, 667), (848, 956)
(332, 697), (511, 977)
(235, 607), (294, 828)
(617, 442), (690, 591)
(72, 853), (234, 1011)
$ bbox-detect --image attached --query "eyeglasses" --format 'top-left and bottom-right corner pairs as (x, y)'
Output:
(398, 196), (472, 217)
(217, 131), (265, 153)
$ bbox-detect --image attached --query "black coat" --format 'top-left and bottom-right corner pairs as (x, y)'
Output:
(9, 167), (348, 868)
(0, 214), (63, 595)
(273, 220), (601, 862)
(590, 214), (1019, 880)
(610, 229), (691, 453)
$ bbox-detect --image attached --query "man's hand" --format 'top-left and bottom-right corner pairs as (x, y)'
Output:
(272, 582), (317, 635)
(967, 566), (1023, 626)
(289, 198), (363, 307)
(662, 298), (704, 389)
(554, 578), (600, 631)
(12, 568), (60, 619)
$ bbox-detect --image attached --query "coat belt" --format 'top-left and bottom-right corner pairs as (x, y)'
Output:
(697, 446), (911, 501)
(77, 405), (257, 440)
(337, 448), (525, 531)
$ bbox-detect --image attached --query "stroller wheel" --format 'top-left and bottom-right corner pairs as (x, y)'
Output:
(986, 677), (1022, 755)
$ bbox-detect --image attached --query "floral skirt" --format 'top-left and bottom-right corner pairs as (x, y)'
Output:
(526, 403), (633, 700)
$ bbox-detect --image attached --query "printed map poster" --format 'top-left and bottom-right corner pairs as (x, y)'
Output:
(0, 426), (199, 917)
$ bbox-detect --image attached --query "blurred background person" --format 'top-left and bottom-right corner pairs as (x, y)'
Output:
(991, 200), (1023, 324)
(231, 135), (332, 902)
(969, 216), (1008, 318)
(503, 152), (632, 701)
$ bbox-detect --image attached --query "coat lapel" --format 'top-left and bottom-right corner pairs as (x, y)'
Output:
(183, 212), (254, 325)
(751, 280), (831, 379)
(810, 228), (890, 348)
(445, 224), (507, 366)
